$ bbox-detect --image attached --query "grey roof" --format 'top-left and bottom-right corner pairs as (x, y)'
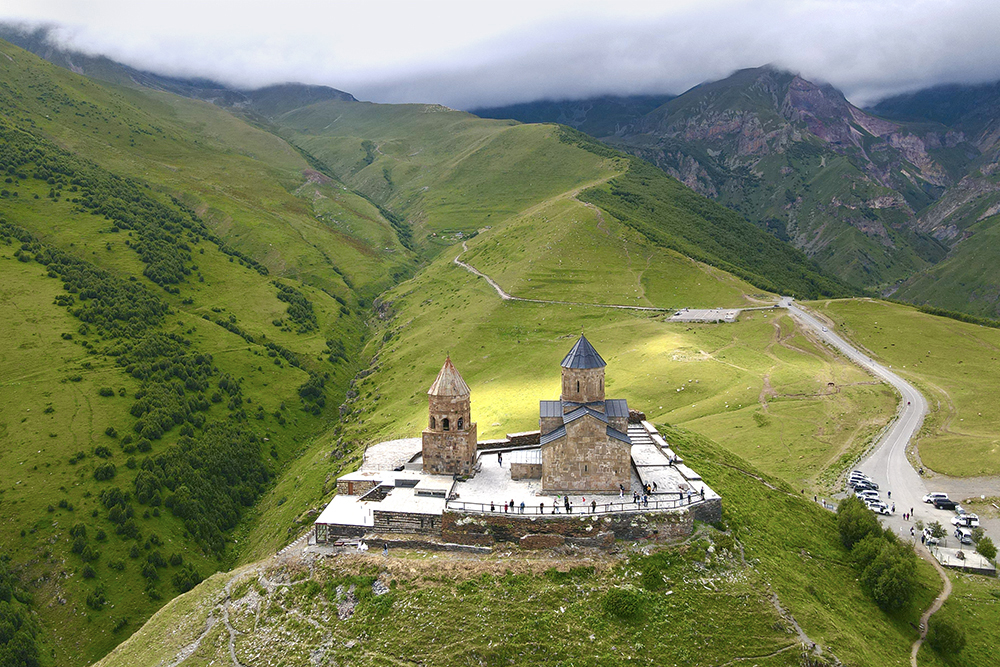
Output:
(539, 426), (566, 445)
(540, 400), (563, 419)
(563, 405), (608, 425)
(605, 399), (629, 419)
(606, 426), (632, 445)
(560, 335), (606, 369)
(427, 357), (470, 396)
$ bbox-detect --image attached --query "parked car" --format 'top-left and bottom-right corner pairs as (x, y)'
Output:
(923, 492), (949, 504)
(952, 514), (980, 528)
(867, 500), (892, 515)
(852, 479), (879, 491)
(856, 490), (880, 502)
(933, 497), (958, 510)
(954, 527), (974, 545)
(848, 474), (872, 486)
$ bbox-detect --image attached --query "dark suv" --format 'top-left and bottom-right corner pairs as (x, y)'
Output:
(933, 497), (958, 510)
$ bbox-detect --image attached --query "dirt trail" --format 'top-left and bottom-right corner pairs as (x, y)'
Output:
(454, 242), (673, 313)
(911, 544), (953, 667)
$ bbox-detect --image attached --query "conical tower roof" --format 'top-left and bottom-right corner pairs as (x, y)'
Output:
(560, 335), (606, 369)
(428, 356), (471, 396)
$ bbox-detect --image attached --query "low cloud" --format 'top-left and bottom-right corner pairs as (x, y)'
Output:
(3, 0), (1000, 109)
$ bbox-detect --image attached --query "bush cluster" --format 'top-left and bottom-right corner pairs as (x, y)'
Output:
(837, 497), (918, 611)
(0, 555), (40, 667)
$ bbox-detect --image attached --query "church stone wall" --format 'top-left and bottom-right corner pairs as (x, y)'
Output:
(539, 416), (563, 435)
(423, 393), (476, 476)
(560, 367), (605, 404)
(541, 417), (630, 493)
(441, 508), (693, 545)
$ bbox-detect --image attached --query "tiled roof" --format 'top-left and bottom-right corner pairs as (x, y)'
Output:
(563, 405), (608, 425)
(606, 426), (632, 445)
(560, 335), (606, 369)
(427, 357), (470, 396)
(605, 399), (629, 419)
(540, 400), (563, 418)
(539, 426), (567, 445)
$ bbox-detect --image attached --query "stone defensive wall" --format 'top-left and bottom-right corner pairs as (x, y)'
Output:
(439, 497), (721, 547)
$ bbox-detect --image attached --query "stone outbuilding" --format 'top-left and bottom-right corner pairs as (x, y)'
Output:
(538, 335), (631, 493)
(421, 357), (477, 476)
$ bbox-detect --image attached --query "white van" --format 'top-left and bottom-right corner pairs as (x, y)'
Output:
(954, 527), (974, 545)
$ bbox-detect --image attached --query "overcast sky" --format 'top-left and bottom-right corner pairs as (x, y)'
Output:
(3, 0), (1000, 109)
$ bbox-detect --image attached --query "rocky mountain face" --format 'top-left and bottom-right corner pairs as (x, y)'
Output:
(602, 67), (983, 288)
(867, 82), (1000, 315)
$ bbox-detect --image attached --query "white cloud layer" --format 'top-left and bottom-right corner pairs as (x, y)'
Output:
(3, 0), (1000, 109)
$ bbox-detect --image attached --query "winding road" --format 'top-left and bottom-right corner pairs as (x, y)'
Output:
(781, 298), (934, 531)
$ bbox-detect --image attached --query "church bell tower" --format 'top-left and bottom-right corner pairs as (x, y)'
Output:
(421, 357), (477, 476)
(559, 335), (606, 407)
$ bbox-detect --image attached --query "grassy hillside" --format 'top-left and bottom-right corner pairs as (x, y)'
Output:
(270, 99), (850, 299)
(895, 211), (1000, 318)
(94, 426), (943, 667)
(813, 298), (1000, 477)
(0, 39), (419, 665)
(0, 38), (416, 301)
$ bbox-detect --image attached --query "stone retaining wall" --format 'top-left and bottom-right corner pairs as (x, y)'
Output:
(441, 508), (693, 546)
(373, 510), (440, 534)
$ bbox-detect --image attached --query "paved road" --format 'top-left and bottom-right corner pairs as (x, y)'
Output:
(781, 298), (963, 539)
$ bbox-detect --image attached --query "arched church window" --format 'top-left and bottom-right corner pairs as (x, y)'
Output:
(458, 417), (464, 430)
(443, 418), (450, 431)
(430, 416), (436, 429)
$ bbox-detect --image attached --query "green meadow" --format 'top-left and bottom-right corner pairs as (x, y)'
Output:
(338, 230), (892, 493)
(815, 298), (1000, 477)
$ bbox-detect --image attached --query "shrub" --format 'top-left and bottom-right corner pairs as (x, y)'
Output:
(977, 536), (997, 561)
(108, 560), (125, 572)
(927, 617), (966, 654)
(172, 565), (202, 593)
(86, 585), (107, 611)
(837, 497), (881, 549)
(104, 426), (118, 438)
(82, 564), (97, 579)
(93, 462), (117, 481)
(169, 553), (183, 567)
(94, 446), (113, 459)
(98, 387), (114, 397)
(602, 587), (643, 621)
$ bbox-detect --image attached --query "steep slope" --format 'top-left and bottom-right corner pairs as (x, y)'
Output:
(606, 66), (966, 288)
(268, 98), (850, 298)
(0, 38), (418, 665)
(870, 81), (1000, 315)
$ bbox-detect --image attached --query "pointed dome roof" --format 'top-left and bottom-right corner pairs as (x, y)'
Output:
(428, 357), (471, 396)
(560, 335), (606, 369)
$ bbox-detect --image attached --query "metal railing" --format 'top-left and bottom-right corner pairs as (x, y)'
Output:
(445, 493), (706, 516)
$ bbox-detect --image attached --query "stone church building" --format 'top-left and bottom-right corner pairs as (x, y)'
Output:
(312, 334), (722, 546)
(420, 335), (631, 493)
(538, 335), (631, 493)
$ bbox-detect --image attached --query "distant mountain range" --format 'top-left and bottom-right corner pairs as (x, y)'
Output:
(476, 68), (1000, 317)
(8, 22), (1000, 317)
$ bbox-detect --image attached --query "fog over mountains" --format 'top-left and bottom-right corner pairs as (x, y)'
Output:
(3, 0), (1000, 108)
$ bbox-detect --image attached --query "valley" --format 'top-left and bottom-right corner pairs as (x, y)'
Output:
(0, 23), (998, 667)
